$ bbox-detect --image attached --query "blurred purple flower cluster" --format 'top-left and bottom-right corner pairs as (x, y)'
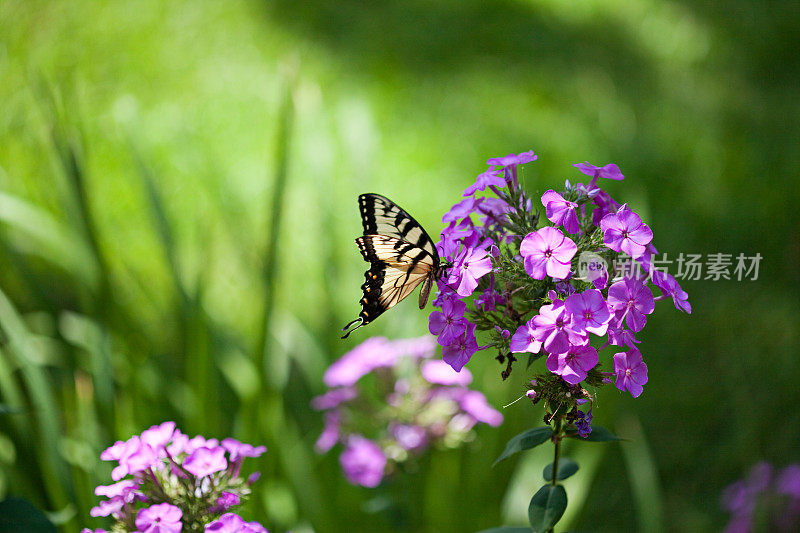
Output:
(430, 151), (691, 435)
(722, 462), (800, 532)
(312, 336), (503, 487)
(83, 421), (267, 533)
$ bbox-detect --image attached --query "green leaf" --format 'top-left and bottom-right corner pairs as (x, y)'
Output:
(494, 426), (553, 465)
(543, 458), (579, 481)
(566, 425), (624, 442)
(477, 528), (532, 533)
(528, 484), (567, 532)
(0, 498), (56, 532)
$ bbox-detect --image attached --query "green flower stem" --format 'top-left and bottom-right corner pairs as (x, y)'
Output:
(547, 414), (565, 533)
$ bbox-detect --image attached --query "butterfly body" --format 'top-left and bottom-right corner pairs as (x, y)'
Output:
(342, 194), (443, 339)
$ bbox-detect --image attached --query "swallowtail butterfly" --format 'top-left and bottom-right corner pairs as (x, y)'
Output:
(342, 193), (445, 339)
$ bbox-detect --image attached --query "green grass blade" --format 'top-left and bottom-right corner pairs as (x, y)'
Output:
(618, 414), (665, 533)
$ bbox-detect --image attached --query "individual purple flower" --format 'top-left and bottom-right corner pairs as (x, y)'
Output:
(652, 270), (691, 314)
(421, 359), (473, 386)
(391, 424), (428, 451)
(442, 197), (483, 223)
(458, 390), (503, 426)
(140, 421), (176, 450)
(114, 438), (158, 481)
(575, 407), (593, 438)
(531, 300), (587, 355)
(607, 277), (655, 332)
(463, 168), (505, 196)
(81, 529), (108, 533)
(510, 320), (542, 355)
(605, 321), (640, 349)
(183, 446), (227, 478)
(546, 345), (598, 385)
(487, 150), (537, 168)
(541, 190), (580, 234)
(449, 244), (493, 297)
(613, 348), (648, 397)
(565, 289), (612, 336)
(574, 161), (625, 188)
(428, 298), (468, 345)
(135, 503), (182, 533)
(519, 227), (577, 280)
(340, 436), (387, 488)
(600, 208), (653, 258)
(206, 513), (268, 533)
(310, 387), (358, 410)
(442, 323), (479, 372)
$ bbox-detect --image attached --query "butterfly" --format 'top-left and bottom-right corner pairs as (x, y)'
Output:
(341, 193), (446, 339)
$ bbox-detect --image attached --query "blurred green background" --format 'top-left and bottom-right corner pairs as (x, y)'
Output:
(0, 0), (798, 531)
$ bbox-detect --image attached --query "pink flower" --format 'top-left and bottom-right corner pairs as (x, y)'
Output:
(613, 348), (648, 397)
(135, 503), (182, 533)
(520, 227), (577, 280)
(541, 190), (580, 234)
(510, 320), (543, 354)
(600, 207), (653, 258)
(206, 513), (268, 533)
(573, 161), (625, 188)
(607, 277), (655, 332)
(546, 345), (598, 384)
(531, 300), (587, 355)
(183, 446), (227, 478)
(565, 289), (612, 336)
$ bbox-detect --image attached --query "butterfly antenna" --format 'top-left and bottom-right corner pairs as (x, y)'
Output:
(341, 317), (364, 339)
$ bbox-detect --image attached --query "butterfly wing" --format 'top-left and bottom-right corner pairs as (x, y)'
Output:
(358, 193), (439, 260)
(341, 234), (437, 338)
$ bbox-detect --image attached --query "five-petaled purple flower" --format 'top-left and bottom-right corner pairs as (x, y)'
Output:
(510, 319), (542, 354)
(574, 161), (625, 188)
(463, 168), (505, 196)
(607, 277), (655, 332)
(450, 243), (493, 297)
(546, 345), (598, 385)
(135, 503), (183, 533)
(541, 190), (580, 234)
(428, 298), (468, 345)
(183, 446), (227, 478)
(600, 207), (653, 258)
(442, 322), (479, 372)
(520, 227), (577, 280)
(565, 289), (612, 336)
(613, 347), (648, 397)
(531, 299), (587, 355)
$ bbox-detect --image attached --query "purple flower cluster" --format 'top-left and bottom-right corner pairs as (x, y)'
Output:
(83, 421), (267, 533)
(312, 336), (503, 487)
(722, 462), (800, 532)
(430, 152), (691, 436)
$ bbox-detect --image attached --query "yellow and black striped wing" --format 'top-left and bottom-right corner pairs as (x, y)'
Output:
(358, 194), (438, 259)
(342, 234), (437, 339)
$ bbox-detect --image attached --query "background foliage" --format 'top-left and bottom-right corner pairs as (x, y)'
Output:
(0, 1), (798, 531)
